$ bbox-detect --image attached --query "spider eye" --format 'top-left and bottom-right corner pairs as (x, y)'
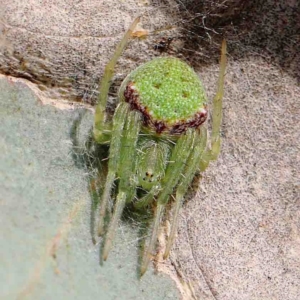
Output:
(145, 171), (154, 178)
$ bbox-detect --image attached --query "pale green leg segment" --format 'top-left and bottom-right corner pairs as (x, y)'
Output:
(102, 191), (126, 261)
(94, 17), (140, 144)
(96, 17), (140, 232)
(140, 203), (165, 276)
(158, 130), (197, 205)
(102, 107), (141, 260)
(98, 103), (129, 235)
(164, 127), (208, 258)
(140, 130), (196, 275)
(200, 40), (227, 171)
(134, 185), (161, 209)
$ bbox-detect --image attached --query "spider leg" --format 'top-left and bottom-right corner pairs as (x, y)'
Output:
(102, 107), (141, 260)
(140, 129), (197, 275)
(200, 39), (227, 171)
(98, 103), (129, 235)
(134, 184), (161, 209)
(94, 17), (140, 144)
(164, 127), (207, 259)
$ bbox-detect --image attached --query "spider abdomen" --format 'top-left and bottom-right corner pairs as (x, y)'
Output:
(120, 57), (208, 135)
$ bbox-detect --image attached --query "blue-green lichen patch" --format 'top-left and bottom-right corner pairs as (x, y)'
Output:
(121, 57), (207, 134)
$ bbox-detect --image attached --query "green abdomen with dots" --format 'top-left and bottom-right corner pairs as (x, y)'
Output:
(119, 57), (208, 135)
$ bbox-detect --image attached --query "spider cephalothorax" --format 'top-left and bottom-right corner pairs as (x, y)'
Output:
(93, 17), (227, 275)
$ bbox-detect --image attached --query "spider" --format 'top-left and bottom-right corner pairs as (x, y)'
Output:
(93, 17), (227, 276)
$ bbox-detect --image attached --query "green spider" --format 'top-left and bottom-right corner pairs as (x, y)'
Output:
(93, 17), (227, 276)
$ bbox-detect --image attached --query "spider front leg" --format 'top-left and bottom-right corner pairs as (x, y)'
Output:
(94, 17), (140, 144)
(200, 39), (227, 171)
(94, 16), (140, 234)
(164, 127), (208, 259)
(97, 103), (130, 236)
(140, 129), (197, 275)
(102, 104), (141, 260)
